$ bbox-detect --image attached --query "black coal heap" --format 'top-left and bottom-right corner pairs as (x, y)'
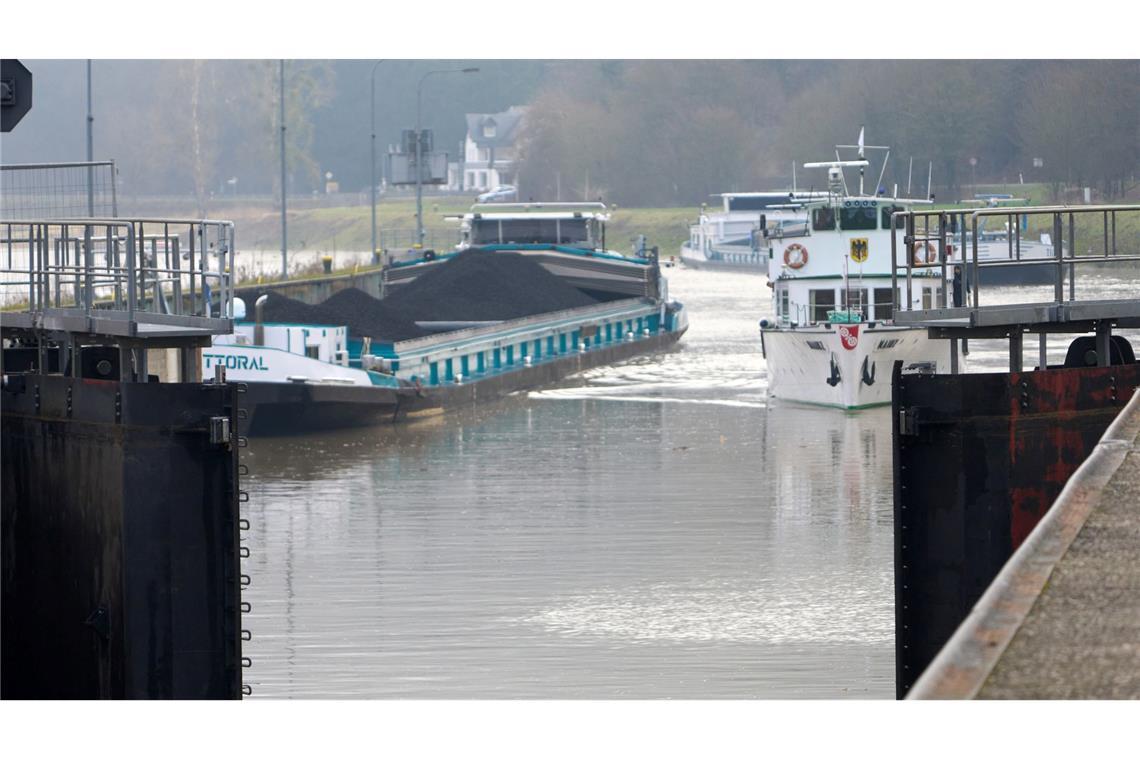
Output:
(382, 250), (598, 322)
(250, 251), (602, 342)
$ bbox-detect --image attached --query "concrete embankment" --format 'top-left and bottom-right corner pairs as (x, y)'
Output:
(909, 388), (1140, 699)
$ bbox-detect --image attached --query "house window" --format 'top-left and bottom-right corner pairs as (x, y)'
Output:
(466, 171), (474, 188)
(482, 120), (496, 138)
(478, 171), (488, 188)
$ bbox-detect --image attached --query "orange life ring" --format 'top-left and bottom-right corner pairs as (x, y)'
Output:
(784, 243), (808, 269)
(911, 241), (936, 265)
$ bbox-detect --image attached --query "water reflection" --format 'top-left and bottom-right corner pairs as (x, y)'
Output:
(244, 266), (898, 698)
(243, 269), (1135, 698)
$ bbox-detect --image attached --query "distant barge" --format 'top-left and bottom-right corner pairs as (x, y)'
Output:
(216, 203), (688, 435)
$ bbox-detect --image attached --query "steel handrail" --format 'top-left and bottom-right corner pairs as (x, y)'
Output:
(892, 204), (1137, 317)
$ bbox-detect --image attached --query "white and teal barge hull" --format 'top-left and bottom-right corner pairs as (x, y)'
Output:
(213, 297), (688, 435)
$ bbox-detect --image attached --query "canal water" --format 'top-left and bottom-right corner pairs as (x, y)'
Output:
(242, 265), (1138, 699)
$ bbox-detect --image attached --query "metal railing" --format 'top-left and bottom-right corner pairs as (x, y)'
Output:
(1, 218), (234, 337)
(0, 161), (118, 219)
(378, 227), (461, 252)
(891, 204), (1140, 315)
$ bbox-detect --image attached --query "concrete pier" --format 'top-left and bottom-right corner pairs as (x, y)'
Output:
(910, 388), (1140, 699)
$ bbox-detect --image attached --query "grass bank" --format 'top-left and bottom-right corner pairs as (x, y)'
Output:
(122, 195), (1138, 261)
(124, 197), (701, 257)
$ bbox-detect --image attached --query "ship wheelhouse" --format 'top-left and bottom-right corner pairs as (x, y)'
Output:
(768, 195), (945, 329)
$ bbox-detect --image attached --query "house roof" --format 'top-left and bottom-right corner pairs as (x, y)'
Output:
(465, 106), (528, 149)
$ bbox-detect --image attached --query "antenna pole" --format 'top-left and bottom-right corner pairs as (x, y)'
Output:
(875, 150), (890, 197)
(834, 148), (850, 195)
(927, 161), (933, 200)
(792, 161), (797, 193)
(907, 157), (914, 196)
(844, 249), (851, 317)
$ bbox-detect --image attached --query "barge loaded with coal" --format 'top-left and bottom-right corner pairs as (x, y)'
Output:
(218, 202), (688, 435)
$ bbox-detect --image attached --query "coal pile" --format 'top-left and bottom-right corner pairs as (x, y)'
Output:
(257, 292), (345, 329)
(255, 290), (429, 341)
(382, 250), (598, 321)
(321, 288), (430, 341)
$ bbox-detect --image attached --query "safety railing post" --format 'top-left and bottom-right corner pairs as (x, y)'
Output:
(1053, 212), (1063, 306)
(1068, 211), (1075, 302)
(905, 213), (914, 310)
(126, 222), (136, 327)
(84, 223), (94, 316)
(971, 215), (980, 309)
(938, 212), (948, 308)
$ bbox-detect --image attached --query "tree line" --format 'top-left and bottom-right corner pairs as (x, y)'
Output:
(7, 60), (1134, 211)
(515, 60), (1140, 206)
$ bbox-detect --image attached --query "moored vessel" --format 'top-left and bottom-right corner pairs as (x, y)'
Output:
(680, 192), (826, 273)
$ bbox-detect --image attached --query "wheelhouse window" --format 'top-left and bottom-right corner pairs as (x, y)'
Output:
(812, 207), (836, 232)
(810, 288), (835, 323)
(841, 288), (868, 314)
(873, 287), (895, 321)
(881, 205), (905, 231)
(471, 218), (590, 246)
(922, 285), (943, 310)
(840, 206), (878, 231)
(779, 289), (789, 318)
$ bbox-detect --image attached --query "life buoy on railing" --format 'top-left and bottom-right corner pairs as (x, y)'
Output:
(911, 241), (936, 266)
(784, 243), (808, 269)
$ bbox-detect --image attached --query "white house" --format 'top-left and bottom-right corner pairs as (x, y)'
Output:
(461, 106), (528, 192)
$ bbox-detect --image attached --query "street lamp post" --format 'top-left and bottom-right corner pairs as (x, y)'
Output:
(86, 60), (94, 216)
(370, 60), (385, 264)
(415, 67), (479, 246)
(280, 60), (288, 278)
